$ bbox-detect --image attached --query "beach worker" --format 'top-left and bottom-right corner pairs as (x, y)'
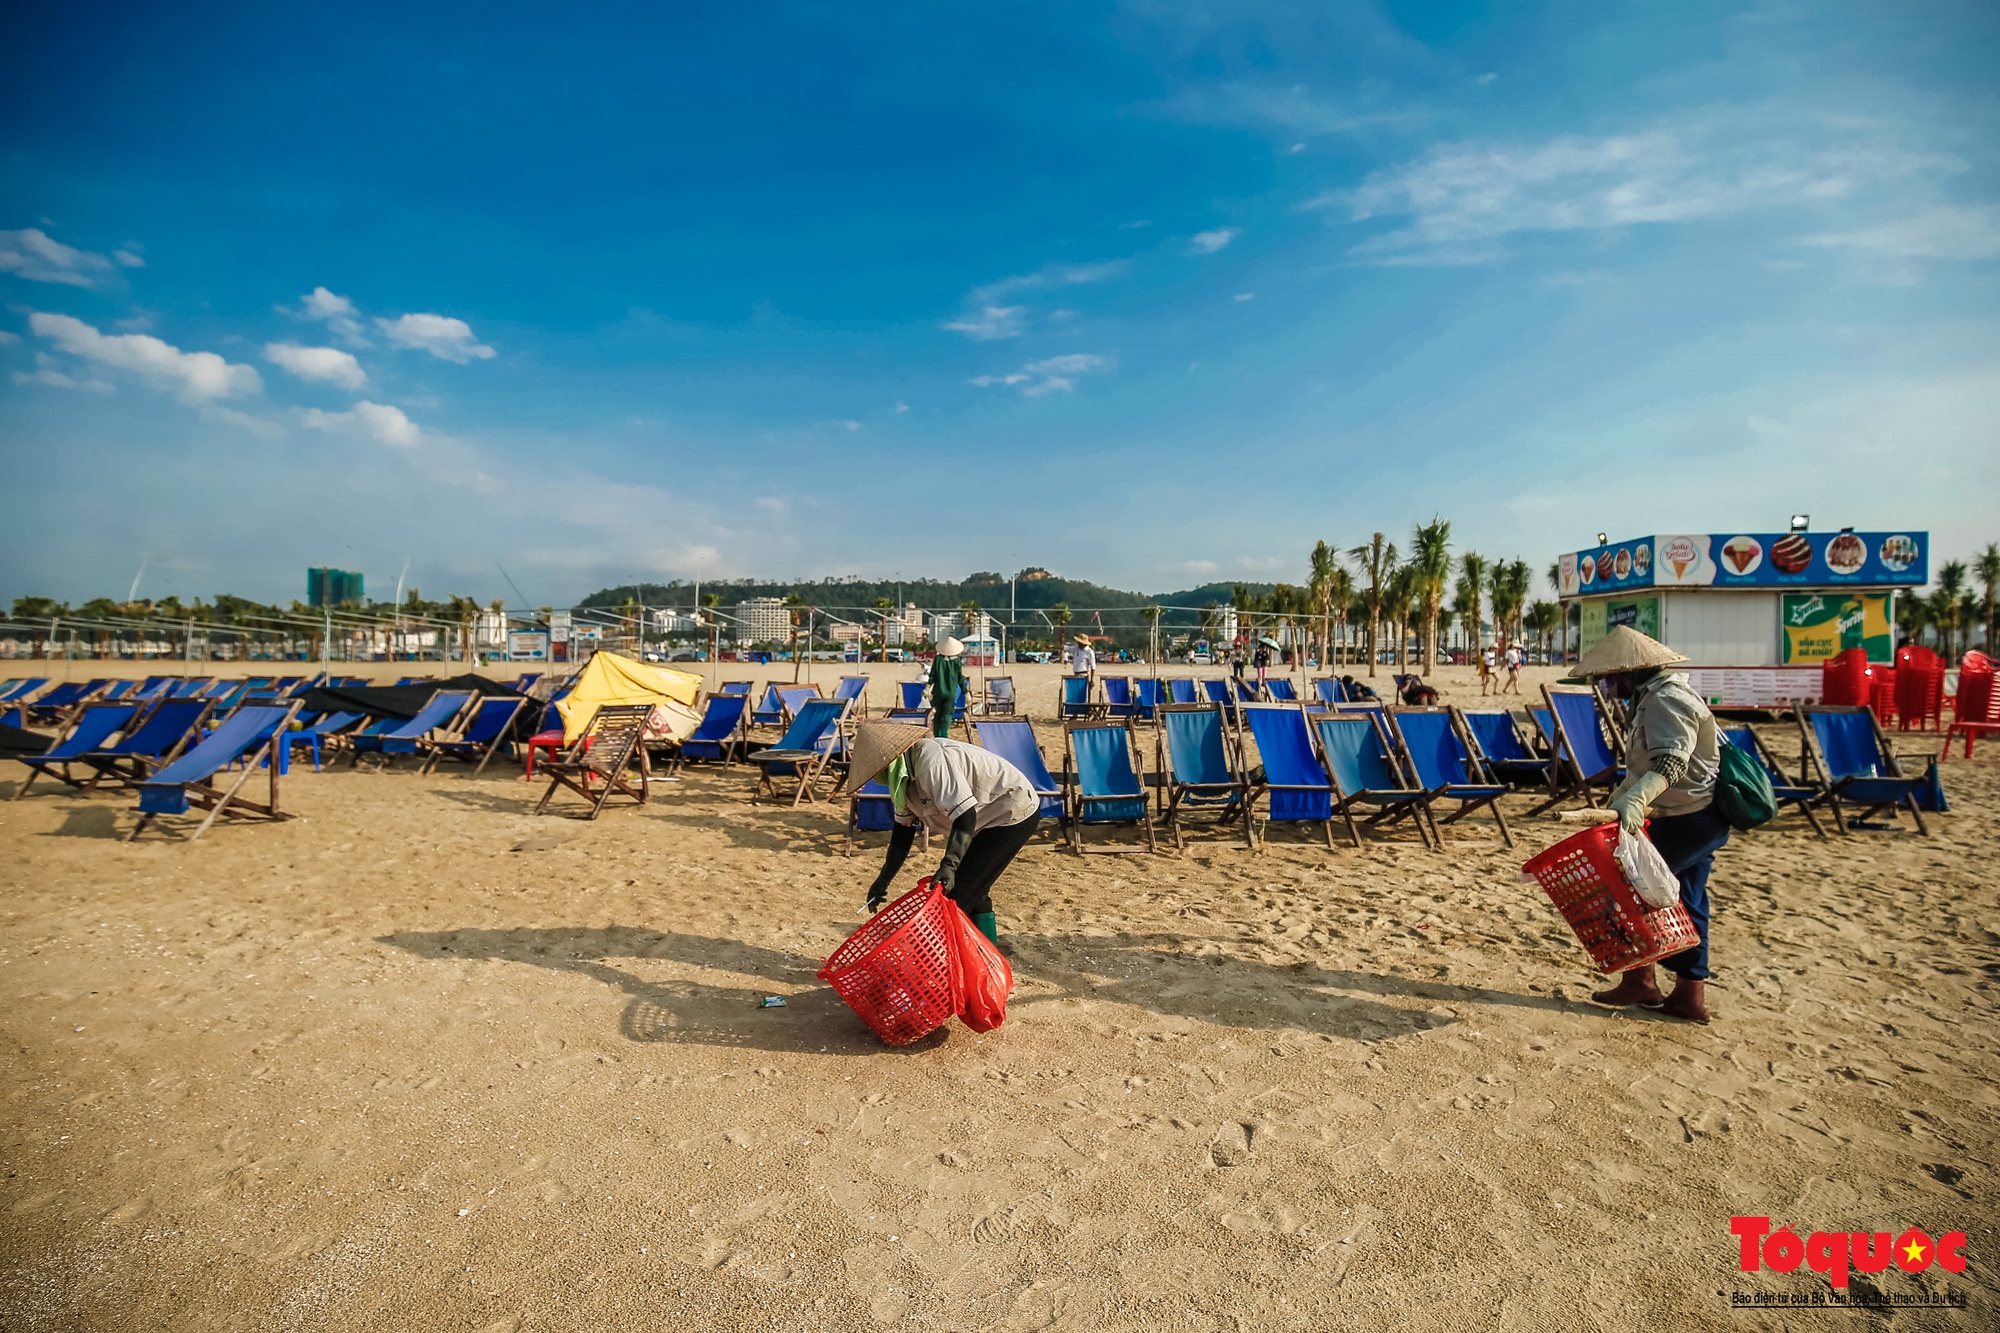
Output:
(928, 636), (966, 739)
(1067, 633), (1095, 681)
(1480, 645), (1497, 695)
(1502, 642), (1523, 694)
(1577, 626), (1724, 1024)
(840, 720), (1040, 946)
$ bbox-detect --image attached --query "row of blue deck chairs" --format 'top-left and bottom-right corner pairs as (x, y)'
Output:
(1058, 674), (1383, 724)
(0, 671), (377, 730)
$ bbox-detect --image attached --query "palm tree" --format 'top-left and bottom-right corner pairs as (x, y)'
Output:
(700, 591), (721, 662)
(1385, 565), (1419, 668)
(1525, 601), (1562, 662)
(1308, 540), (1339, 667)
(1975, 543), (1999, 654)
(1326, 565), (1354, 667)
(872, 596), (895, 662)
(1895, 591), (1930, 650)
(1347, 533), (1397, 676)
(1052, 601), (1073, 650)
(1488, 559), (1530, 650)
(1408, 516), (1452, 674)
(1456, 552), (1487, 661)
(1931, 562), (1968, 659)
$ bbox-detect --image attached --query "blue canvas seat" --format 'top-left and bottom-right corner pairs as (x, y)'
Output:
(750, 684), (790, 727)
(1457, 708), (1551, 789)
(747, 697), (848, 805)
(1797, 706), (1934, 835)
(1240, 703), (1335, 847)
(12, 702), (142, 798)
(1061, 676), (1096, 720)
(0, 677), (48, 704)
(833, 675), (869, 714)
(1103, 676), (1135, 719)
(1313, 677), (1347, 706)
(78, 698), (213, 789)
(1388, 708), (1512, 846)
(982, 676), (1018, 715)
(282, 711), (363, 772)
(1718, 724), (1826, 837)
(1165, 678), (1200, 705)
(674, 693), (750, 769)
(1156, 704), (1254, 849)
(347, 691), (477, 767)
(130, 703), (301, 841)
(971, 717), (1064, 819)
(717, 680), (753, 697)
(25, 679), (108, 726)
(1530, 687), (1625, 815)
(424, 696), (528, 775)
(896, 680), (927, 712)
(1316, 714), (1439, 849)
(1063, 721), (1154, 852)
(1132, 678), (1163, 721)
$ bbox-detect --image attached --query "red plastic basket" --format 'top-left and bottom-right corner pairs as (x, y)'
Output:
(818, 879), (957, 1045)
(1521, 823), (1702, 974)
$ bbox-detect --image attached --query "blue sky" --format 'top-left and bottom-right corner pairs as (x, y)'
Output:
(3, 0), (1997, 608)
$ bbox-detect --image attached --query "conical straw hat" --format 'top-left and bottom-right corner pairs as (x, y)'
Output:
(833, 719), (930, 796)
(1575, 625), (1687, 677)
(938, 636), (966, 657)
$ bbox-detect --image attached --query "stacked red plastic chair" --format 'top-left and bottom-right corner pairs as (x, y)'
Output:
(1944, 653), (1998, 759)
(1894, 645), (1944, 732)
(1819, 648), (1871, 707)
(1869, 667), (1898, 725)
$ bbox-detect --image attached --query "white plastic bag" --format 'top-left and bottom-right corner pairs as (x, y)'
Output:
(1613, 825), (1681, 909)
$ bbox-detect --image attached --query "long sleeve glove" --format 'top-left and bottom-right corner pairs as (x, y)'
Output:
(867, 823), (916, 912)
(1607, 769), (1670, 835)
(934, 809), (979, 892)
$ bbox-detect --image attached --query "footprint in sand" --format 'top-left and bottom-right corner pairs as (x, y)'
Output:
(104, 1196), (152, 1223)
(8, 1192), (61, 1215)
(1210, 1122), (1254, 1167)
(474, 1319), (522, 1333)
(538, 1179), (574, 1204)
(973, 1208), (1021, 1243)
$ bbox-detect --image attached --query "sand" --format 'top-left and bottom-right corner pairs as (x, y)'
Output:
(1, 662), (1992, 1331)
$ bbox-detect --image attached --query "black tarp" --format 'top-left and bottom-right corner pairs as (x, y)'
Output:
(296, 673), (525, 722)
(1, 721), (53, 758)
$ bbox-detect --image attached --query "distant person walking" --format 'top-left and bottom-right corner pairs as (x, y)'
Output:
(1252, 640), (1272, 689)
(1229, 645), (1246, 686)
(1502, 642), (1522, 695)
(927, 636), (966, 739)
(1480, 645), (1497, 696)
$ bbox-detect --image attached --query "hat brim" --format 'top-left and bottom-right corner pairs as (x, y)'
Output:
(832, 720), (930, 796)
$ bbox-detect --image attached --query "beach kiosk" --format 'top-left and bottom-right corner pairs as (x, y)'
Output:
(1556, 529), (1928, 708)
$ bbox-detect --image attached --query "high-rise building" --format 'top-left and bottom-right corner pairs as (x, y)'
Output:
(307, 567), (364, 607)
(737, 597), (792, 643)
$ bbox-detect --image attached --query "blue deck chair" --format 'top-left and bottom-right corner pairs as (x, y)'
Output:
(1155, 704), (1254, 849)
(24, 679), (106, 725)
(98, 680), (137, 703)
(1062, 721), (1155, 852)
(1200, 679), (1236, 718)
(1718, 725), (1826, 838)
(897, 680), (927, 712)
(1533, 687), (1624, 815)
(1388, 709), (1512, 847)
(1133, 678), (1164, 722)
(982, 676), (1019, 715)
(1240, 704), (1335, 848)
(200, 679), (238, 699)
(749, 684), (789, 727)
(1264, 677), (1300, 704)
(1313, 678), (1347, 706)
(1235, 679), (1262, 705)
(716, 680), (753, 698)
(971, 718), (1063, 819)
(748, 697), (848, 805)
(78, 698), (214, 789)
(272, 676), (305, 695)
(1166, 678), (1201, 706)
(0, 678), (47, 704)
(282, 711), (363, 772)
(511, 672), (544, 693)
(1797, 706), (1934, 835)
(674, 693), (750, 769)
(1457, 709), (1552, 790)
(1103, 676), (1135, 719)
(347, 691), (477, 767)
(1061, 676), (1096, 720)
(128, 676), (170, 702)
(776, 684), (823, 722)
(12, 703), (142, 799)
(129, 703), (302, 842)
(423, 696), (529, 775)
(833, 675), (869, 714)
(1316, 714), (1438, 849)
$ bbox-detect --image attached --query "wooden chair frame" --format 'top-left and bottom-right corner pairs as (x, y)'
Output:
(128, 702), (302, 842)
(1153, 703), (1255, 851)
(534, 704), (655, 819)
(1795, 705), (1932, 836)
(1062, 720), (1157, 854)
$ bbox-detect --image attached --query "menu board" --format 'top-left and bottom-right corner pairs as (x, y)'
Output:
(1565, 532), (1926, 595)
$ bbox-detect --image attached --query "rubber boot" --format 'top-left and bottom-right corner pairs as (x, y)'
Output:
(1592, 964), (1665, 1007)
(972, 912), (999, 946)
(1656, 975), (1710, 1025)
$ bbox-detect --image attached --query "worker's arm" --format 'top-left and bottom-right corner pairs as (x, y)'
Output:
(866, 823), (917, 911)
(934, 808), (979, 890)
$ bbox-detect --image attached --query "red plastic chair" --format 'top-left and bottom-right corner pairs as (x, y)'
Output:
(1944, 662), (1998, 758)
(524, 729), (591, 779)
(1895, 663), (1944, 732)
(1869, 669), (1898, 725)
(1820, 648), (1871, 706)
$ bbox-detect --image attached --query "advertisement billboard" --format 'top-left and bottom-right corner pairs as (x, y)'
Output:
(1569, 532), (1926, 595)
(507, 631), (550, 662)
(1780, 593), (1892, 665)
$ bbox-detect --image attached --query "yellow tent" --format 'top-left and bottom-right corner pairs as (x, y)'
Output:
(553, 651), (704, 743)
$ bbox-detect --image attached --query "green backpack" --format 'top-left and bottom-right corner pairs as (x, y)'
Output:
(1713, 737), (1777, 830)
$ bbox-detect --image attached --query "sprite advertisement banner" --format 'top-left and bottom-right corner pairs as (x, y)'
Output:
(1579, 596), (1660, 654)
(1780, 593), (1892, 664)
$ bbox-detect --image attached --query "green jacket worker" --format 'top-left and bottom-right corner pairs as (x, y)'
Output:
(837, 720), (1040, 945)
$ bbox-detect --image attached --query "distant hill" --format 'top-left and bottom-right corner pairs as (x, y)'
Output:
(578, 574), (1280, 646)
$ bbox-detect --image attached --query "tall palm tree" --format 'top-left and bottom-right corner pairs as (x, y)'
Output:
(1456, 552), (1487, 660)
(872, 596), (894, 661)
(1385, 565), (1418, 668)
(1308, 539), (1339, 667)
(1326, 565), (1354, 667)
(1347, 533), (1397, 676)
(1931, 562), (1968, 659)
(1052, 601), (1073, 650)
(1409, 516), (1452, 673)
(1976, 543), (1999, 654)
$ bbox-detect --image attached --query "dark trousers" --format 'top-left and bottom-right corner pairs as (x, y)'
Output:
(1646, 802), (1730, 980)
(948, 813), (1040, 917)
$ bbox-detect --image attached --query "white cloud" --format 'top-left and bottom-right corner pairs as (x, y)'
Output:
(1234, 291), (1256, 302)
(754, 496), (786, 513)
(893, 401), (909, 414)
(0, 229), (118, 287)
(1189, 227), (1240, 254)
(974, 352), (1109, 397)
(1803, 204), (2000, 260)
(943, 305), (1026, 341)
(112, 247), (145, 268)
(1318, 115), (1952, 264)
(375, 312), (496, 362)
(301, 399), (423, 448)
(291, 286), (368, 343)
(13, 351), (114, 393)
(28, 312), (260, 401)
(264, 342), (367, 390)
(1172, 559), (1219, 576)
(0, 329), (18, 345)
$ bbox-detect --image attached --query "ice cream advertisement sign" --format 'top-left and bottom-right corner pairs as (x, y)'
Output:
(1566, 532), (1927, 590)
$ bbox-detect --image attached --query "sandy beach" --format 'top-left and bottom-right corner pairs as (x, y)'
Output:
(1, 663), (1992, 1331)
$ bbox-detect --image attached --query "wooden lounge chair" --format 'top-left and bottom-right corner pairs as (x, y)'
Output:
(1132, 678), (1164, 722)
(1061, 676), (1097, 720)
(78, 698), (214, 790)
(12, 703), (142, 799)
(1062, 720), (1155, 853)
(1155, 703), (1254, 850)
(1717, 725), (1826, 837)
(128, 702), (302, 842)
(1315, 714), (1439, 850)
(534, 704), (656, 819)
(970, 718), (1064, 821)
(1530, 685), (1624, 815)
(982, 676), (1019, 715)
(1796, 705), (1935, 836)
(1239, 703), (1337, 849)
(1455, 708), (1552, 790)
(423, 696), (529, 775)
(1387, 708), (1512, 847)
(1102, 676), (1136, 720)
(673, 693), (750, 770)
(747, 697), (849, 805)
